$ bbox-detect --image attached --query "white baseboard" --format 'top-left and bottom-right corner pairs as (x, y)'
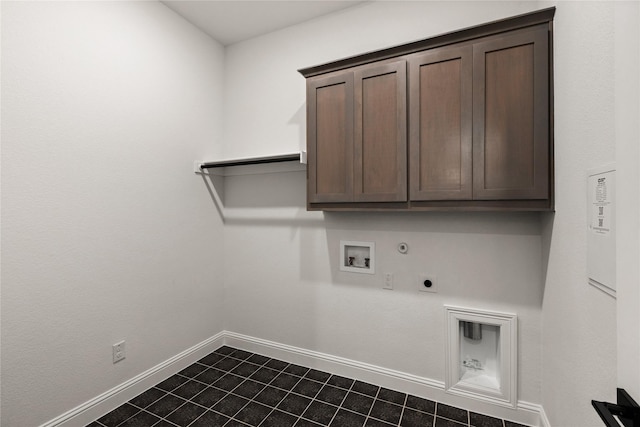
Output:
(40, 332), (225, 427)
(223, 331), (445, 395)
(539, 405), (551, 427)
(41, 330), (547, 427)
(225, 331), (545, 427)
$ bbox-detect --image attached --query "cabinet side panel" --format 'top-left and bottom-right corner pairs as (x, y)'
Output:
(484, 44), (535, 190)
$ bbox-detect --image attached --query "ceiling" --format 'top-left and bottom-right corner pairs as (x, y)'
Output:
(163, 1), (368, 46)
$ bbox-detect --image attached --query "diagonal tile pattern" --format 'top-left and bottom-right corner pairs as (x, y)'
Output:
(86, 347), (530, 427)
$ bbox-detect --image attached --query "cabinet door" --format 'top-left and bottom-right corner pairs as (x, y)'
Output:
(307, 72), (354, 203)
(408, 46), (473, 201)
(353, 61), (407, 202)
(473, 26), (549, 200)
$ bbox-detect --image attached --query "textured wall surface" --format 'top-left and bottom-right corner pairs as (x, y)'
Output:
(221, 1), (539, 159)
(221, 0), (544, 409)
(222, 171), (544, 406)
(2, 1), (637, 426)
(1, 2), (226, 425)
(538, 1), (631, 426)
(614, 0), (640, 403)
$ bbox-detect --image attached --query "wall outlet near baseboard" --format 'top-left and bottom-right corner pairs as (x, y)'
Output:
(113, 341), (126, 364)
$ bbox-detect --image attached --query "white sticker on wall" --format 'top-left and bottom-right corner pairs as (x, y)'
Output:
(587, 164), (616, 296)
(590, 172), (613, 235)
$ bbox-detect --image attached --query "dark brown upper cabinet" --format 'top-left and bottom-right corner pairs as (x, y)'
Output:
(300, 7), (555, 211)
(354, 61), (407, 203)
(472, 26), (549, 201)
(307, 71), (354, 203)
(307, 61), (407, 204)
(408, 45), (473, 201)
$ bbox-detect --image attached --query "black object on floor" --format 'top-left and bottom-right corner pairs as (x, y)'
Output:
(86, 346), (529, 427)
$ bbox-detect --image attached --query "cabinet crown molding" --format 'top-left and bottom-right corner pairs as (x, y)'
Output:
(298, 7), (555, 78)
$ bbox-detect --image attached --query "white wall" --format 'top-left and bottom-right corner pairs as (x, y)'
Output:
(222, 0), (539, 159)
(614, 0), (640, 403)
(2, 1), (635, 425)
(538, 1), (636, 426)
(221, 2), (640, 425)
(221, 0), (545, 416)
(0, 2), (226, 425)
(223, 172), (543, 405)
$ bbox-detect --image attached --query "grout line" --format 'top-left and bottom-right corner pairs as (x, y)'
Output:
(158, 414), (181, 427)
(214, 375), (258, 425)
(95, 347), (522, 427)
(363, 383), (382, 425)
(227, 376), (288, 426)
(224, 359), (312, 427)
(254, 403), (278, 426)
(159, 399), (196, 426)
(325, 377), (356, 426)
(112, 403), (149, 427)
(397, 393), (408, 427)
(291, 370), (329, 425)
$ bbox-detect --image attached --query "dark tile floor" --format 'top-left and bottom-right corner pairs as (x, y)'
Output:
(86, 346), (529, 427)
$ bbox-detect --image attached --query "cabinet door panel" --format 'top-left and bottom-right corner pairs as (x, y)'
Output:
(354, 61), (407, 202)
(307, 72), (354, 203)
(409, 46), (472, 201)
(473, 27), (549, 200)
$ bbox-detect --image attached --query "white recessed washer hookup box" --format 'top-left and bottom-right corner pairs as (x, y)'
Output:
(340, 241), (375, 275)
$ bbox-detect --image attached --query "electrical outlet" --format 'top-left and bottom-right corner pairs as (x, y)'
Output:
(113, 341), (126, 364)
(418, 275), (438, 293)
(383, 272), (393, 290)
